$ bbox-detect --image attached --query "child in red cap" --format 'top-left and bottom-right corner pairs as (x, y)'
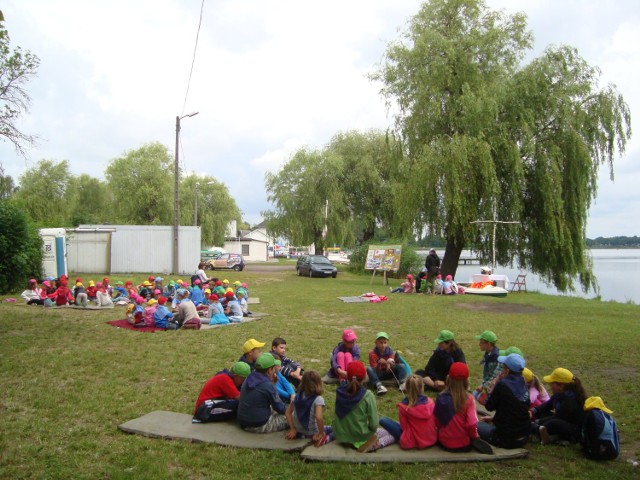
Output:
(327, 329), (361, 380)
(434, 362), (493, 454)
(332, 361), (395, 452)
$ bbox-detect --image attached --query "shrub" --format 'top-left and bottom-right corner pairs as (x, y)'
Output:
(0, 200), (43, 294)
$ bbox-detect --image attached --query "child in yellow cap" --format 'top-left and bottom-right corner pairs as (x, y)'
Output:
(522, 368), (549, 410)
(530, 367), (587, 445)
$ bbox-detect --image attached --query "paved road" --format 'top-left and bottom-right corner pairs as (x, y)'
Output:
(243, 264), (293, 273)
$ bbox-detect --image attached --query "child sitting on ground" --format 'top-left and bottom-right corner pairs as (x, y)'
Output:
(390, 274), (415, 294)
(285, 370), (334, 446)
(473, 330), (501, 405)
(48, 278), (74, 306)
(434, 362), (493, 454)
(522, 368), (550, 410)
(531, 367), (587, 445)
(85, 281), (97, 302)
(207, 294), (229, 325)
(333, 361), (396, 452)
(193, 362), (251, 423)
(126, 298), (146, 327)
(477, 354), (531, 449)
(239, 338), (266, 369)
(327, 329), (361, 380)
(379, 374), (437, 449)
(236, 290), (250, 316)
(416, 330), (466, 391)
(153, 297), (176, 329)
(142, 299), (158, 327)
(21, 279), (44, 305)
(443, 275), (459, 295)
(366, 332), (407, 396)
(237, 353), (288, 433)
(271, 337), (304, 387)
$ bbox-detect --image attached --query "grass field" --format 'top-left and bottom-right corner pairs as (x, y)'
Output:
(1, 266), (639, 479)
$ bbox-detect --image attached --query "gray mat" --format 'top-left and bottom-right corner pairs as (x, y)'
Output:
(337, 296), (369, 303)
(301, 441), (528, 463)
(118, 410), (309, 451)
(247, 297), (260, 305)
(200, 313), (269, 329)
(14, 303), (114, 310)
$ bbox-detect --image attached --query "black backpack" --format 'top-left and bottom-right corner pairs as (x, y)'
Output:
(581, 409), (620, 460)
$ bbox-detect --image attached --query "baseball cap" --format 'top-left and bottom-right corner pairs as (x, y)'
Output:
(522, 368), (533, 383)
(209, 294), (219, 301)
(475, 330), (498, 344)
(243, 338), (265, 354)
(499, 346), (522, 356)
(346, 360), (366, 381)
(142, 281), (152, 287)
(342, 329), (357, 342)
(448, 362), (469, 380)
(230, 361), (251, 378)
(434, 329), (455, 343)
(256, 352), (281, 369)
(543, 368), (574, 384)
(375, 331), (389, 340)
(147, 299), (157, 306)
(225, 291), (234, 298)
(158, 297), (167, 305)
(233, 281), (242, 286)
(498, 353), (526, 372)
(584, 396), (613, 414)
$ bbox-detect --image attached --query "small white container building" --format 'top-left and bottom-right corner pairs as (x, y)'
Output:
(64, 225), (201, 274)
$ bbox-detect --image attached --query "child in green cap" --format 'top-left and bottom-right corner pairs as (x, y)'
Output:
(473, 330), (501, 405)
(366, 332), (406, 396)
(416, 330), (466, 391)
(193, 362), (251, 423)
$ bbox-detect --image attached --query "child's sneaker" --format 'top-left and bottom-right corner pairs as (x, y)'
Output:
(376, 383), (388, 396)
(471, 437), (494, 455)
(539, 425), (551, 445)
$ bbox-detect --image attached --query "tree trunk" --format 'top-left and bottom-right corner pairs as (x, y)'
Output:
(441, 237), (464, 280)
(362, 223), (375, 243)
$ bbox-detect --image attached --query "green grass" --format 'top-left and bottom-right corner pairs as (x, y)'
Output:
(1, 269), (639, 479)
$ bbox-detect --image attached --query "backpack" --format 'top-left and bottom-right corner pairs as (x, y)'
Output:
(581, 409), (620, 460)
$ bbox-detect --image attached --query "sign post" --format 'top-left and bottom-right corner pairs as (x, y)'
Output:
(365, 245), (402, 285)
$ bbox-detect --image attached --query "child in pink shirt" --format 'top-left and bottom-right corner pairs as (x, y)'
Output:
(390, 274), (415, 294)
(434, 362), (493, 454)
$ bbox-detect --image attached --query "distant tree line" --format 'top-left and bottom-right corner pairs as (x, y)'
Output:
(0, 142), (242, 247)
(587, 236), (640, 248)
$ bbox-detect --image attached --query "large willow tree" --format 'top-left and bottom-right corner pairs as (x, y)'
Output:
(373, 0), (631, 291)
(264, 148), (351, 253)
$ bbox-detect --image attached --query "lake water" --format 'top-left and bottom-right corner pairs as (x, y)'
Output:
(419, 249), (640, 304)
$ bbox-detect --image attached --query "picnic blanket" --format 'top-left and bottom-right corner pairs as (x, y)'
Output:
(107, 313), (269, 333)
(119, 411), (528, 462)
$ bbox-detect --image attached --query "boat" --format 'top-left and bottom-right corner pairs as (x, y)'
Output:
(463, 285), (508, 298)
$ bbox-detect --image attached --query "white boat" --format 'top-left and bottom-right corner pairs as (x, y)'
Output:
(464, 285), (508, 298)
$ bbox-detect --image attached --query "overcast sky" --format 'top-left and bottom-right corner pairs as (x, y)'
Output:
(1, 0), (638, 238)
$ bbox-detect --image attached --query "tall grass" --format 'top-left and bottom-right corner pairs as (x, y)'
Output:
(1, 269), (638, 479)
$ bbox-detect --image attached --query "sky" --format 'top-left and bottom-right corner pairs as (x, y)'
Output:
(1, 0), (639, 238)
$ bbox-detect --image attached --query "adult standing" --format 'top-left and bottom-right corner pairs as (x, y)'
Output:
(424, 248), (441, 294)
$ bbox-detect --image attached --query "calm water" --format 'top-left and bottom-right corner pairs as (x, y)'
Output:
(420, 249), (640, 304)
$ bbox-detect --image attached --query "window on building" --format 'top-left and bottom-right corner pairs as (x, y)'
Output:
(242, 244), (250, 256)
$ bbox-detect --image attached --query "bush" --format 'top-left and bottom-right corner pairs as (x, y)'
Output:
(0, 200), (43, 294)
(346, 243), (423, 278)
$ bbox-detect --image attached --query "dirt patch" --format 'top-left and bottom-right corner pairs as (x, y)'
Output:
(454, 302), (543, 314)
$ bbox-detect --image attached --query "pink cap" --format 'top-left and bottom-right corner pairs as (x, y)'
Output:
(342, 329), (357, 342)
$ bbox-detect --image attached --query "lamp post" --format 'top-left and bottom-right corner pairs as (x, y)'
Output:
(194, 180), (215, 227)
(173, 111), (199, 274)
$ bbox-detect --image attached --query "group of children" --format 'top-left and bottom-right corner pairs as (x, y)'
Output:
(390, 273), (461, 295)
(20, 274), (252, 330)
(192, 328), (618, 459)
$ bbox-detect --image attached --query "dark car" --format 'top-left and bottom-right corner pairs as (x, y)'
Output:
(296, 255), (338, 278)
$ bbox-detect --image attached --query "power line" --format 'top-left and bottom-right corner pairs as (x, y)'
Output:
(181, 0), (205, 117)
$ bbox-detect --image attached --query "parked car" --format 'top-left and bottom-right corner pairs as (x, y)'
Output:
(205, 253), (245, 271)
(296, 255), (338, 278)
